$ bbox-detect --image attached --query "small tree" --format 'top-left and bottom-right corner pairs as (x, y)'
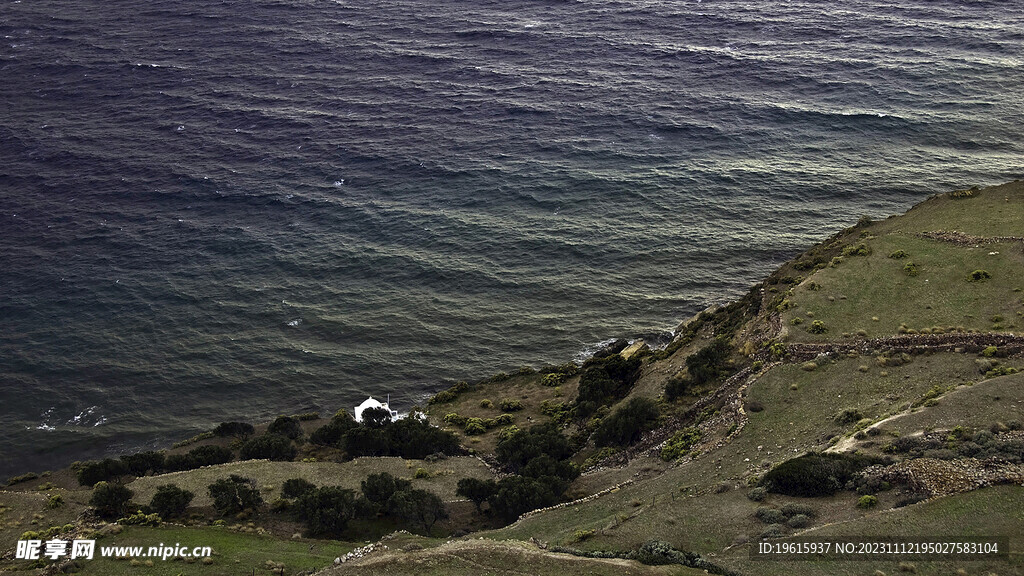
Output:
(296, 487), (356, 536)
(187, 444), (234, 467)
(361, 472), (411, 509)
(281, 478), (317, 499)
(361, 406), (393, 428)
(388, 489), (447, 534)
(208, 475), (263, 516)
(90, 481), (134, 519)
(149, 484), (194, 518)
(456, 478), (497, 513)
(593, 397), (660, 447)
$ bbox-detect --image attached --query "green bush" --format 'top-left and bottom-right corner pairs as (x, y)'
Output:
(903, 261), (920, 276)
(281, 478), (317, 499)
(309, 412), (358, 446)
(575, 354), (642, 413)
(208, 475), (263, 516)
(857, 495), (878, 509)
(787, 514), (810, 528)
(888, 250), (908, 259)
(968, 269), (992, 282)
(660, 427), (702, 461)
(464, 418), (486, 435)
(149, 484), (194, 518)
(90, 482), (134, 519)
(46, 494), (64, 509)
(117, 510), (161, 526)
(746, 487), (767, 502)
(808, 320), (827, 334)
(760, 453), (884, 497)
(755, 507), (785, 524)
(499, 398), (524, 412)
(496, 423), (573, 472)
(841, 243), (871, 257)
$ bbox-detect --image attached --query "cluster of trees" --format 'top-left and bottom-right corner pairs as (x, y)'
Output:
(456, 423), (578, 521)
(592, 397), (660, 447)
(88, 482), (195, 520)
(276, 472), (447, 536)
(309, 410), (461, 460)
(77, 444), (234, 486)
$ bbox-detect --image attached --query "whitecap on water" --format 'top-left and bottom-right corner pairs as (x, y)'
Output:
(287, 319), (301, 327)
(333, 179), (345, 187)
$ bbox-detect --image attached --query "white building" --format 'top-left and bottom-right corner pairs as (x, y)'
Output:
(353, 396), (398, 423)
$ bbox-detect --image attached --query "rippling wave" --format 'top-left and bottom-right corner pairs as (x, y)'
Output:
(1, 0), (1022, 476)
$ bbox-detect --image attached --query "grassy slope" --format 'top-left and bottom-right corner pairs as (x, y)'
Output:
(783, 181), (1024, 341)
(494, 354), (983, 553)
(128, 457), (494, 507)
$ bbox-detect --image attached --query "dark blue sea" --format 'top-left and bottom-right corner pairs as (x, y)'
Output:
(2, 0), (1022, 477)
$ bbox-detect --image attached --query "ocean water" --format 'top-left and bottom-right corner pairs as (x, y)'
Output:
(1, 0), (1021, 477)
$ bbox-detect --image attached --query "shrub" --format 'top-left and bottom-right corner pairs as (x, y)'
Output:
(90, 482), (134, 519)
(903, 262), (919, 276)
(240, 433), (296, 461)
(281, 478), (317, 499)
(46, 494), (64, 509)
(118, 510), (161, 526)
(968, 269), (991, 282)
(808, 320), (827, 334)
(479, 399), (493, 409)
(541, 373), (565, 387)
(76, 459), (128, 487)
(463, 419), (486, 435)
(755, 507), (785, 524)
(208, 475), (263, 515)
(760, 453), (884, 497)
(213, 422), (255, 438)
(149, 484), (194, 518)
(888, 250), (908, 259)
(413, 467), (430, 479)
(499, 399), (524, 412)
(660, 427), (702, 461)
(841, 243), (871, 257)
(572, 529), (596, 542)
(760, 523), (786, 539)
(857, 495), (878, 509)
(343, 417), (461, 460)
(834, 409), (864, 425)
(787, 514), (810, 528)
(593, 397), (660, 447)
(428, 381), (470, 405)
(780, 503), (816, 517)
(746, 487), (767, 502)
